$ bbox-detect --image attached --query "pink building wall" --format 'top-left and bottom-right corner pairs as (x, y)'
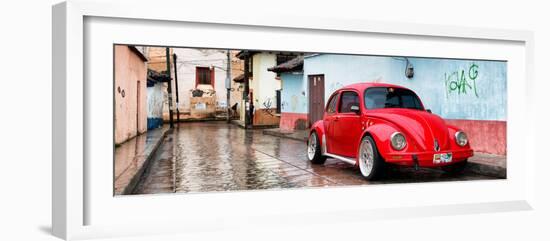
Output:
(114, 45), (148, 145)
(445, 119), (506, 155)
(280, 112), (308, 131)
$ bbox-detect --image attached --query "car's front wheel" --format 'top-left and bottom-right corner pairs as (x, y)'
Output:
(307, 132), (326, 164)
(358, 136), (385, 180)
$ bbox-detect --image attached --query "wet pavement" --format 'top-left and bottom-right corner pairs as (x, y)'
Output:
(114, 126), (168, 195)
(133, 121), (500, 195)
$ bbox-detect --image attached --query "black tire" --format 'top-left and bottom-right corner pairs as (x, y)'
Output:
(358, 136), (386, 180)
(307, 132), (326, 164)
(441, 159), (468, 174)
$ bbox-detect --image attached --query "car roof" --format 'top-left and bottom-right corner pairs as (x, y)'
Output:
(339, 82), (410, 92)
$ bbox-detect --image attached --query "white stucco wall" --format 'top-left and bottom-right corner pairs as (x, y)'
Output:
(251, 53), (280, 109)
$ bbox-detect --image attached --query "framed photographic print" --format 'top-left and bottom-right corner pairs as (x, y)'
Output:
(52, 0), (535, 240)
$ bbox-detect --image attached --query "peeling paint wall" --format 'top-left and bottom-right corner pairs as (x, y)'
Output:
(171, 48), (227, 112)
(158, 48), (245, 120)
(147, 83), (164, 129)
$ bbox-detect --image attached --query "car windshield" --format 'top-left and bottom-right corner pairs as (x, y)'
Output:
(364, 87), (424, 110)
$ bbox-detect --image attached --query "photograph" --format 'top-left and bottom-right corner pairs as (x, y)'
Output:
(4, 0), (547, 240)
(113, 45), (507, 195)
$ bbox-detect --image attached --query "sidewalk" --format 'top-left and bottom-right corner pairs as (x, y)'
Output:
(263, 128), (308, 142)
(114, 126), (170, 195)
(466, 152), (507, 178)
(262, 128), (506, 178)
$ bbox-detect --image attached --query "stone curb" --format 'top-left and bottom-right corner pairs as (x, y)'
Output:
(465, 161), (507, 179)
(121, 128), (171, 195)
(262, 129), (308, 142)
(231, 120), (280, 130)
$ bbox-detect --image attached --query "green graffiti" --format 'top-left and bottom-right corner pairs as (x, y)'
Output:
(469, 63), (479, 80)
(445, 63), (479, 98)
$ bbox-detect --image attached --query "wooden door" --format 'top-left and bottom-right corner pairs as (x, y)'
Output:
(308, 74), (325, 127)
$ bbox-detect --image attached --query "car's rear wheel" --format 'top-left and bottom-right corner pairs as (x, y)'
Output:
(441, 159), (468, 174)
(307, 132), (326, 164)
(358, 136), (385, 180)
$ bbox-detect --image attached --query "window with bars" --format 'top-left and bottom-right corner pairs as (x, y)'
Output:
(196, 67), (214, 86)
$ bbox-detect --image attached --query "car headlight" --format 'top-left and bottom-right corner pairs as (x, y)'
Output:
(455, 131), (468, 146)
(390, 132), (407, 150)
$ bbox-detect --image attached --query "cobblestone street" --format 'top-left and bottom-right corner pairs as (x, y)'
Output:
(133, 122), (499, 194)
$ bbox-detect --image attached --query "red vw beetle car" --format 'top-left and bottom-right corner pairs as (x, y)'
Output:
(307, 83), (474, 180)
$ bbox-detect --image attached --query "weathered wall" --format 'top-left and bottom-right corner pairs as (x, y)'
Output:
(281, 72), (307, 113)
(280, 72), (307, 130)
(250, 53), (281, 125)
(144, 47), (172, 121)
(157, 48), (245, 121)
(146, 83), (164, 129)
(302, 54), (507, 121)
(251, 54), (280, 109)
(280, 54), (507, 154)
(445, 119), (506, 155)
(114, 45), (148, 144)
(171, 48), (227, 112)
(146, 47), (170, 73)
(230, 51), (244, 117)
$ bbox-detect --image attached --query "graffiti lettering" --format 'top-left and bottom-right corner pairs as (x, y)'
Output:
(262, 98), (276, 116)
(445, 63), (479, 98)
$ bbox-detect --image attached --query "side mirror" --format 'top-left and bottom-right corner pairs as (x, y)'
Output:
(426, 109), (432, 113)
(350, 105), (360, 114)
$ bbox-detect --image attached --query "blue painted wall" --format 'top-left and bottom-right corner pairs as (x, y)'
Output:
(280, 72), (307, 113)
(281, 54), (507, 121)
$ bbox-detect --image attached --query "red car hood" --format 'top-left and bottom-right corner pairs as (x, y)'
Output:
(367, 108), (451, 152)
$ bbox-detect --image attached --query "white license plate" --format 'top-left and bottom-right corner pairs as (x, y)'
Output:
(433, 153), (452, 164)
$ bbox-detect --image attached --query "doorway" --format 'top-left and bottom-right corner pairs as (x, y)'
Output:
(308, 74), (325, 127)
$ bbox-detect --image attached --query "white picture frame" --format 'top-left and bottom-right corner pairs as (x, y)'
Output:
(52, 0), (535, 240)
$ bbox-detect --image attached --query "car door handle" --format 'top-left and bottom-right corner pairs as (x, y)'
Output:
(334, 117), (339, 121)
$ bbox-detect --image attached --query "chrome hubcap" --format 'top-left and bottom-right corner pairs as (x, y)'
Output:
(307, 133), (317, 160)
(359, 139), (374, 177)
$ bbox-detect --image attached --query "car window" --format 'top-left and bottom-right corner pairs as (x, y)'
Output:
(326, 93), (339, 114)
(364, 87), (423, 110)
(338, 91), (360, 113)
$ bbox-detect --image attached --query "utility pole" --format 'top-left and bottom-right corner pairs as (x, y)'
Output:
(165, 47), (174, 128)
(226, 50), (231, 123)
(243, 51), (250, 128)
(173, 53), (180, 123)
